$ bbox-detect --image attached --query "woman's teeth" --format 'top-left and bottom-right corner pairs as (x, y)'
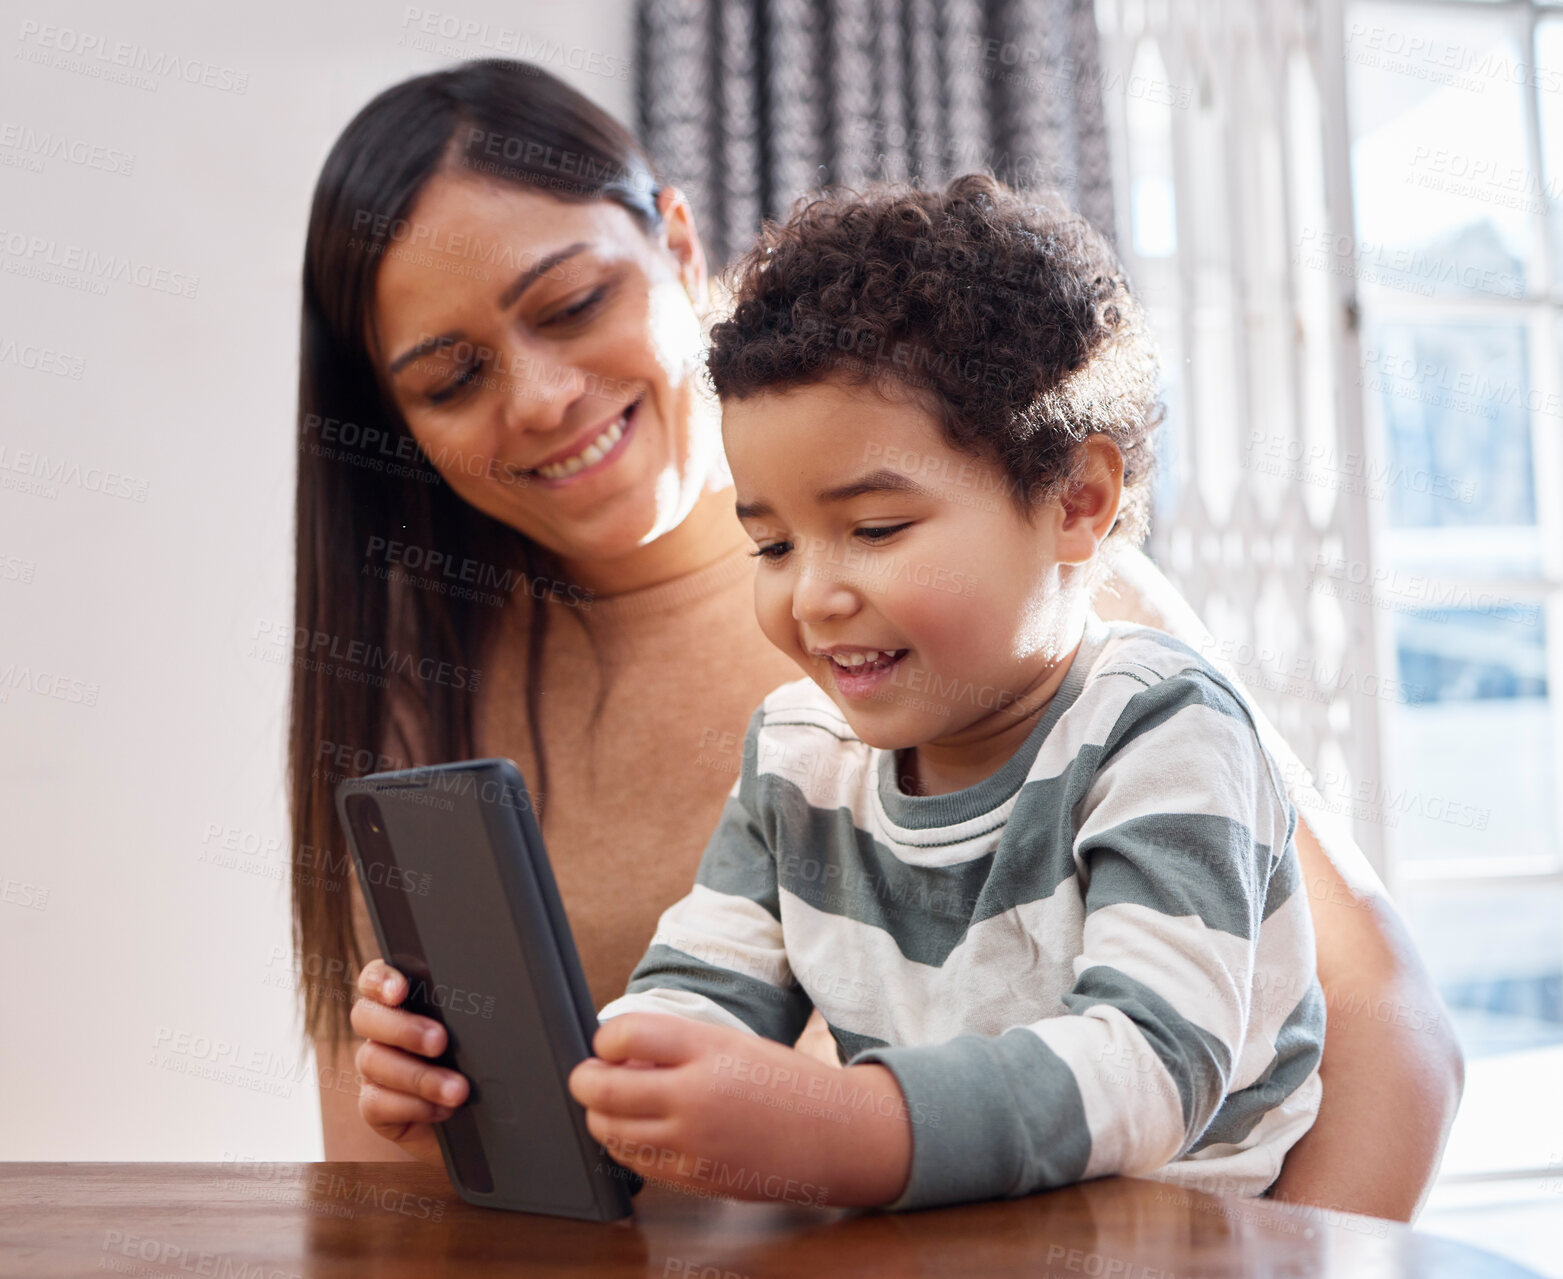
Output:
(534, 411), (628, 479)
(829, 649), (906, 669)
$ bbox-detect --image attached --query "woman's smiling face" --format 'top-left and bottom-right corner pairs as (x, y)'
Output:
(369, 171), (722, 575)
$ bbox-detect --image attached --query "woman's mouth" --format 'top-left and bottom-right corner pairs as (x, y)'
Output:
(513, 398), (641, 487)
(820, 648), (910, 700)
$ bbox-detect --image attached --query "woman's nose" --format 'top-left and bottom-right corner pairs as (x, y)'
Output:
(496, 344), (586, 436)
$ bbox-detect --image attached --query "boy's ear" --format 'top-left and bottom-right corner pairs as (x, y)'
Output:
(1054, 435), (1124, 566)
(655, 185), (709, 311)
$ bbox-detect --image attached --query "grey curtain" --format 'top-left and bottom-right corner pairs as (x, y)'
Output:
(636, 0), (1115, 267)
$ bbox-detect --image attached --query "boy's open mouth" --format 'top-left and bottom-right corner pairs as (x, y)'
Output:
(818, 648), (910, 700)
(825, 649), (908, 673)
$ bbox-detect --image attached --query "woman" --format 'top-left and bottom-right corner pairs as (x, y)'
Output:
(291, 59), (1461, 1221)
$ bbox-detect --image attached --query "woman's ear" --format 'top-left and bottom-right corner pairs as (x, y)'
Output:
(655, 185), (709, 312)
(1055, 435), (1124, 566)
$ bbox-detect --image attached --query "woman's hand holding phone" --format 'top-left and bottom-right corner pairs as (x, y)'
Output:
(350, 958), (471, 1168)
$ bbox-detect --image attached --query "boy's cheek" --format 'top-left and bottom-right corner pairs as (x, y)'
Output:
(754, 587), (807, 660)
(894, 592), (982, 669)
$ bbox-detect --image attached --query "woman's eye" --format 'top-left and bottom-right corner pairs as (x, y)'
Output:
(749, 541), (791, 561)
(426, 362), (480, 406)
(856, 523), (912, 543)
(543, 285), (608, 327)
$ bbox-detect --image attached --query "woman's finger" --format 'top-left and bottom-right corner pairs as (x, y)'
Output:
(359, 1080), (454, 1138)
(356, 959), (406, 1004)
(355, 1038), (469, 1107)
(350, 996), (446, 1057)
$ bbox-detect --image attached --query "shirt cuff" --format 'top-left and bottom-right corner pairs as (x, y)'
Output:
(596, 988), (762, 1035)
(849, 1029), (1092, 1211)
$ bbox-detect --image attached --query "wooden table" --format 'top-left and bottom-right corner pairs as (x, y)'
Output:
(1, 1162), (1540, 1277)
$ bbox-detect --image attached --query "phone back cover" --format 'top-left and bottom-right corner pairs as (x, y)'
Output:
(337, 764), (633, 1219)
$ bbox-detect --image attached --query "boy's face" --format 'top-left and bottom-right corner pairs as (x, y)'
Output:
(722, 377), (1118, 754)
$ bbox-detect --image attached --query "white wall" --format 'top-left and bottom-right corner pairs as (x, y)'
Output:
(0, 0), (635, 1160)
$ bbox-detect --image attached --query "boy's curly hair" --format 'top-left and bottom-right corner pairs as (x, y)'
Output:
(706, 173), (1162, 545)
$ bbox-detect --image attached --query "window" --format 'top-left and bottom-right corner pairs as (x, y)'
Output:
(1098, 0), (1563, 1190)
(1343, 0), (1563, 1183)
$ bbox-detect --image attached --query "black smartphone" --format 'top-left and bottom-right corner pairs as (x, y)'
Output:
(334, 758), (640, 1220)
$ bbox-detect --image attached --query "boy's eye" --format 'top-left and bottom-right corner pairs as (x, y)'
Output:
(749, 541), (791, 561)
(856, 523), (912, 543)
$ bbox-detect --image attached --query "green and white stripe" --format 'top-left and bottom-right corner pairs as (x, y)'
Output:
(601, 617), (1325, 1210)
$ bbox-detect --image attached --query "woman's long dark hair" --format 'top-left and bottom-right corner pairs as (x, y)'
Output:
(290, 60), (664, 1045)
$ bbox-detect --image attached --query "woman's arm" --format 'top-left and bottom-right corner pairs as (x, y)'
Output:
(1094, 546), (1464, 1222)
(1265, 818), (1463, 1220)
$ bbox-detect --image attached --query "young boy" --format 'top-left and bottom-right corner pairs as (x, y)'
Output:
(567, 174), (1324, 1212)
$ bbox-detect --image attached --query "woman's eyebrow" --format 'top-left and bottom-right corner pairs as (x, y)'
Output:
(387, 241), (591, 376)
(496, 242), (589, 309)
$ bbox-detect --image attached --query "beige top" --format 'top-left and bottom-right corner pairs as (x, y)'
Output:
(349, 539), (800, 1013)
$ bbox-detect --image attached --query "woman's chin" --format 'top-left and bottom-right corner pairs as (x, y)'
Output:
(478, 450), (714, 583)
(543, 508), (685, 574)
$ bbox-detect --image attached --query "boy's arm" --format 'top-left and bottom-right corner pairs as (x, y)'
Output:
(850, 673), (1317, 1211)
(597, 710), (814, 1046)
(572, 710), (898, 1203)
(1096, 545), (1462, 1221)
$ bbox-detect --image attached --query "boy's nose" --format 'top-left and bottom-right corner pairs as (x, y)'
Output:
(791, 565), (857, 623)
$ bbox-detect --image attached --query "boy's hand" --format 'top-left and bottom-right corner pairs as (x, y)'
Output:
(567, 1013), (912, 1208)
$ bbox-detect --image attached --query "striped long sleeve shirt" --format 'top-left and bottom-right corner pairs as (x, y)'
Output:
(598, 616), (1325, 1211)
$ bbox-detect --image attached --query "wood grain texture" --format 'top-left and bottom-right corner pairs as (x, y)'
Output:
(0, 1163), (1539, 1278)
